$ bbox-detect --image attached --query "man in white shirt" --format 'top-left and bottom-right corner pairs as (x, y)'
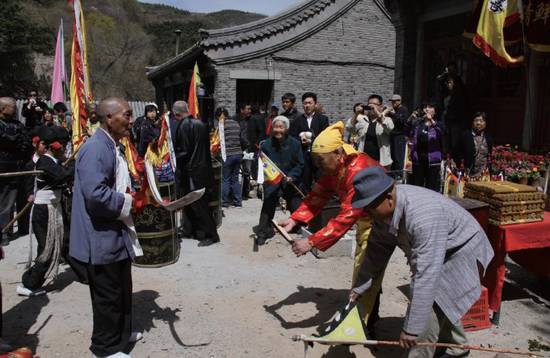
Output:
(289, 92), (329, 192)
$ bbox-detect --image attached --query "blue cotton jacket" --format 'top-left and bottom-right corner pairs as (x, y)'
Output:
(260, 136), (303, 198)
(69, 129), (134, 265)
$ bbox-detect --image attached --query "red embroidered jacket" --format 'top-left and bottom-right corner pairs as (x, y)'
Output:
(290, 153), (380, 251)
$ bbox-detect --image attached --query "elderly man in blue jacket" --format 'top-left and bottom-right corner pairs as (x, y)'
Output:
(350, 167), (494, 358)
(69, 97), (142, 358)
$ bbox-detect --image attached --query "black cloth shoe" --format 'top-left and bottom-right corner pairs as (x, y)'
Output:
(198, 239), (220, 247)
(256, 236), (267, 246)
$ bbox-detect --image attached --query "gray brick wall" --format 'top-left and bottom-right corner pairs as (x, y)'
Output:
(213, 0), (396, 120)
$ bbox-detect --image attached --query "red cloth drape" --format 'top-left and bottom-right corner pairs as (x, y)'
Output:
(483, 211), (550, 311)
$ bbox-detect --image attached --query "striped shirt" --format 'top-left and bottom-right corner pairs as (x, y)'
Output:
(356, 184), (494, 335)
(223, 117), (242, 157)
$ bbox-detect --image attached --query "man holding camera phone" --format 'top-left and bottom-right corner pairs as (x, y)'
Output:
(351, 94), (394, 169)
(22, 90), (48, 131)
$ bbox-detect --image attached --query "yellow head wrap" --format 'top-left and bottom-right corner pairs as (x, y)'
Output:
(312, 121), (358, 155)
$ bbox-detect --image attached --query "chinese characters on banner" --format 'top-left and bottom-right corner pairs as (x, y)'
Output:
(524, 0), (550, 52)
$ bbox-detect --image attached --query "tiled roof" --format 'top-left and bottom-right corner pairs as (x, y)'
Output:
(147, 0), (387, 78)
(199, 0), (334, 49)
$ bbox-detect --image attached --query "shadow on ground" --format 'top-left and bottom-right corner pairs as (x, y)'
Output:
(132, 290), (210, 348)
(2, 267), (76, 353)
(264, 285), (349, 330)
(264, 286), (406, 357)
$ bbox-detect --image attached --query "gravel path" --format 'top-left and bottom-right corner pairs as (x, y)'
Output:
(1, 197), (549, 357)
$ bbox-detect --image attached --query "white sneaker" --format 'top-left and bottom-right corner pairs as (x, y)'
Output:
(97, 353), (131, 358)
(16, 284), (46, 297)
(129, 332), (143, 343)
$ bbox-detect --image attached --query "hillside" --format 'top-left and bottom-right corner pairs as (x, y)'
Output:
(0, 0), (265, 100)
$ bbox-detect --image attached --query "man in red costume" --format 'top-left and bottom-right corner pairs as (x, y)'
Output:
(279, 121), (384, 333)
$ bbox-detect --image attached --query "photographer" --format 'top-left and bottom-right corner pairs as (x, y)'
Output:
(406, 103), (444, 192)
(21, 90), (48, 131)
(387, 94), (409, 172)
(352, 94), (394, 169)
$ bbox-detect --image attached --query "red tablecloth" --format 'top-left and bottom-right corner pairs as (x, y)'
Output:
(483, 212), (550, 311)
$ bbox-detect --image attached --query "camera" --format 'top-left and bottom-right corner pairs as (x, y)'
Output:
(413, 107), (424, 117)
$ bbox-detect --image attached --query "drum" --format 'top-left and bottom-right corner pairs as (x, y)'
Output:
(133, 182), (180, 268)
(209, 158), (223, 228)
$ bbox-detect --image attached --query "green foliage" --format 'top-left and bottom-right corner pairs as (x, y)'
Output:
(0, 0), (51, 96)
(144, 20), (205, 63)
(204, 10), (265, 27)
(4, 0), (266, 100)
(87, 11), (116, 32)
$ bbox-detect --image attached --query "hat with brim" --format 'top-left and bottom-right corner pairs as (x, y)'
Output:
(390, 94), (401, 101)
(351, 167), (394, 209)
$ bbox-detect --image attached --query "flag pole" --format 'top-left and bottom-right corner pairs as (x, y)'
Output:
(291, 335), (543, 357)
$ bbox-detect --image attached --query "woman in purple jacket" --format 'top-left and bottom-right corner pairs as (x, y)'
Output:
(406, 103), (444, 192)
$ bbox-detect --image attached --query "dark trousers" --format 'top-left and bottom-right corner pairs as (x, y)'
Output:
(0, 182), (18, 239)
(79, 258), (133, 357)
(412, 158), (441, 192)
(445, 123), (463, 161)
(241, 158), (252, 199)
(21, 204), (50, 290)
(390, 134), (407, 172)
(179, 172), (220, 242)
(183, 196), (220, 242)
(16, 180), (30, 236)
(258, 185), (302, 236)
(222, 154), (242, 205)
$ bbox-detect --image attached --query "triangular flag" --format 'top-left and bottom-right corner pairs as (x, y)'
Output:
(314, 301), (368, 343)
(259, 151), (283, 185)
(51, 19), (67, 104)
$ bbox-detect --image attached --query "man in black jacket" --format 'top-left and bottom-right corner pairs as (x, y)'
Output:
(235, 103), (253, 199)
(21, 90), (48, 131)
(388, 94), (409, 172)
(281, 92), (302, 124)
(174, 101), (220, 247)
(289, 92), (329, 192)
(0, 97), (31, 246)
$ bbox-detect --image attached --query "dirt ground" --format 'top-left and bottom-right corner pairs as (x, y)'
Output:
(2, 197), (550, 357)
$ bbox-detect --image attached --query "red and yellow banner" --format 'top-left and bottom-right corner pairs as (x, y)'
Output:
(69, 0), (93, 149)
(464, 0), (522, 44)
(188, 62), (201, 118)
(473, 0), (525, 67)
(259, 151), (283, 185)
